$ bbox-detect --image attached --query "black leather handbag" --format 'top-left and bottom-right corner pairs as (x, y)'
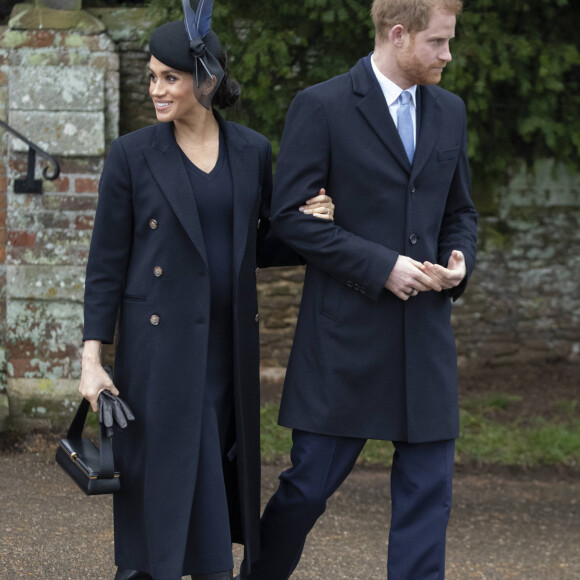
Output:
(55, 397), (121, 495)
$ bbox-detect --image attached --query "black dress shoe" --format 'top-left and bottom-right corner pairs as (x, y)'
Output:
(191, 572), (233, 580)
(114, 568), (154, 580)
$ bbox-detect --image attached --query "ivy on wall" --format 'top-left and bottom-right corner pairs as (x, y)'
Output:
(146, 0), (580, 206)
(447, 0), (580, 207)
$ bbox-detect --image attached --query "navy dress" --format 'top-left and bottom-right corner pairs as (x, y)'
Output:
(181, 132), (235, 575)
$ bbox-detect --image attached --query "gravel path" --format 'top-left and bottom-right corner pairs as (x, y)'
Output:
(1, 455), (578, 579)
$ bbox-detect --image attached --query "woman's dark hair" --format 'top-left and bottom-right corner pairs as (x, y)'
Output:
(212, 50), (241, 109)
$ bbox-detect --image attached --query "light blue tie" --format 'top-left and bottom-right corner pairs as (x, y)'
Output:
(397, 90), (414, 163)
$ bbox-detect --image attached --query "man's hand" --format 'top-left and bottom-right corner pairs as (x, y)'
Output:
(385, 255), (441, 301)
(421, 250), (466, 290)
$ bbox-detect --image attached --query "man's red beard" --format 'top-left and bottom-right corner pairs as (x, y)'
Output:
(397, 45), (446, 86)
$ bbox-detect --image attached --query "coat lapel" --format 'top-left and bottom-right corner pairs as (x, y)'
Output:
(352, 59), (412, 173)
(216, 114), (260, 279)
(411, 85), (442, 179)
(142, 123), (208, 266)
(142, 117), (261, 277)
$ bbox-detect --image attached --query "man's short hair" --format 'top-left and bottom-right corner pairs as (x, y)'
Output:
(371, 0), (463, 41)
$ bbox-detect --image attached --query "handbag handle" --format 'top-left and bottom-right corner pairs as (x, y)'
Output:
(67, 397), (116, 479)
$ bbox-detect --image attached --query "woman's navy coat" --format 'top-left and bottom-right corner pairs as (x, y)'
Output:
(83, 115), (293, 579)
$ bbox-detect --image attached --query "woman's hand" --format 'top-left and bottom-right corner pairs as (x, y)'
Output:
(299, 188), (335, 220)
(79, 340), (119, 412)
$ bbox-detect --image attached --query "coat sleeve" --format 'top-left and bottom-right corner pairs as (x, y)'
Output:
(437, 100), (478, 301)
(270, 90), (398, 301)
(83, 139), (134, 343)
(256, 140), (304, 268)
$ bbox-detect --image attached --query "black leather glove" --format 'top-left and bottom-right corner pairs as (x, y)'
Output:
(98, 366), (135, 438)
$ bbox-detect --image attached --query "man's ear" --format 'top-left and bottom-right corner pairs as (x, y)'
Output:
(390, 24), (407, 48)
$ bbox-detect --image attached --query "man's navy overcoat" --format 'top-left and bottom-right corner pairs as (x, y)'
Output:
(272, 58), (479, 444)
(83, 115), (293, 579)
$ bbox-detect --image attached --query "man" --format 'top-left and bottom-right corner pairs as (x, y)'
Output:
(241, 0), (478, 578)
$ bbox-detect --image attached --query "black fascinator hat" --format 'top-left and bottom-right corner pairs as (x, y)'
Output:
(149, 0), (225, 110)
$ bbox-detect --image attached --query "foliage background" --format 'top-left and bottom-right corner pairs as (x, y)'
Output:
(144, 0), (580, 208)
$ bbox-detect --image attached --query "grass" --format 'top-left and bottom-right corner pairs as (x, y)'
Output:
(260, 396), (580, 469)
(456, 411), (580, 467)
(260, 403), (293, 462)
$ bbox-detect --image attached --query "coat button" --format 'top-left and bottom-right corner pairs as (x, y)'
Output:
(409, 234), (418, 245)
(149, 219), (158, 230)
(255, 313), (260, 322)
(150, 314), (160, 326)
(153, 266), (163, 277)
(257, 218), (261, 230)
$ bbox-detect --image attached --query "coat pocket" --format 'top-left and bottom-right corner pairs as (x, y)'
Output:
(122, 294), (147, 302)
(437, 146), (460, 162)
(321, 278), (346, 321)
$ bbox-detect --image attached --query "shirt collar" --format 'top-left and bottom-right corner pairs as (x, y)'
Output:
(370, 53), (418, 108)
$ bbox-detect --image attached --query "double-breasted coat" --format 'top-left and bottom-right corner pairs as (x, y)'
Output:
(272, 57), (479, 444)
(83, 114), (296, 579)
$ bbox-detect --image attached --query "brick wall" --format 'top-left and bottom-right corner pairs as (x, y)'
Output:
(0, 6), (119, 429)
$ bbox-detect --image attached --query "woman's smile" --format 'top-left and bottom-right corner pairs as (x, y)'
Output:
(149, 55), (198, 122)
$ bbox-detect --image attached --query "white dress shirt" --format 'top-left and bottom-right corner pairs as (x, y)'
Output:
(370, 54), (418, 149)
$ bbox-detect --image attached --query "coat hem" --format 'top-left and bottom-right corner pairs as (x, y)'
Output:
(277, 417), (459, 445)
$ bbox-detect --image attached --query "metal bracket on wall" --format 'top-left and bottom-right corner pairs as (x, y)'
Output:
(0, 120), (60, 194)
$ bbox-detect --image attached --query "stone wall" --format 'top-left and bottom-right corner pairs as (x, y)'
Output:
(256, 163), (580, 382)
(0, 6), (578, 432)
(454, 162), (580, 368)
(0, 162), (6, 426)
(0, 3), (119, 430)
(88, 7), (154, 136)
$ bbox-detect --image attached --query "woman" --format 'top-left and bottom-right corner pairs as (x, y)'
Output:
(79, 5), (334, 580)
